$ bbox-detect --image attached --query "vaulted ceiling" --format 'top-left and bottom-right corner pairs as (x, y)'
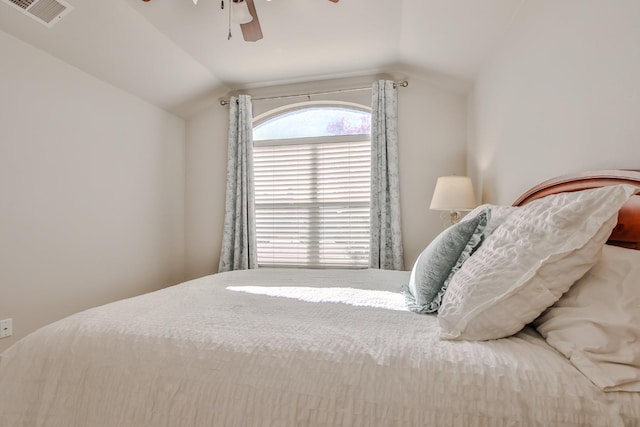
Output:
(0, 0), (524, 118)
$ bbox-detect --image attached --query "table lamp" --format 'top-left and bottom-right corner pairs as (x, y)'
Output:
(430, 176), (477, 225)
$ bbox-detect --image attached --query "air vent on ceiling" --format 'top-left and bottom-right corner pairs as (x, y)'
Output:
(2, 0), (73, 28)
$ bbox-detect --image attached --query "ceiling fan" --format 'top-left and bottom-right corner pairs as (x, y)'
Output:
(141, 0), (339, 42)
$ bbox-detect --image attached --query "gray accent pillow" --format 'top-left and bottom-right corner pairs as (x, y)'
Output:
(403, 208), (489, 314)
(464, 203), (517, 236)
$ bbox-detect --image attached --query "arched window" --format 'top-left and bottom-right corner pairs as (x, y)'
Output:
(253, 103), (371, 268)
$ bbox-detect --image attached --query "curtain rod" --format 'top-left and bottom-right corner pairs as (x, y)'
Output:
(219, 80), (408, 106)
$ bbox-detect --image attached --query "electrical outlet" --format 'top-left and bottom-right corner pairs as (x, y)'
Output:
(0, 318), (12, 338)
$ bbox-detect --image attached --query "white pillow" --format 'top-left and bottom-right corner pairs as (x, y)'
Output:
(438, 184), (639, 341)
(534, 244), (640, 392)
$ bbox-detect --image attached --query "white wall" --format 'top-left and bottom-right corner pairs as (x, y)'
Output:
(185, 74), (467, 277)
(185, 107), (228, 280)
(398, 76), (468, 267)
(469, 0), (640, 205)
(0, 30), (186, 352)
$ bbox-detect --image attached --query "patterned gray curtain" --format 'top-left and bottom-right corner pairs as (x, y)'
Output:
(218, 95), (258, 272)
(369, 80), (404, 270)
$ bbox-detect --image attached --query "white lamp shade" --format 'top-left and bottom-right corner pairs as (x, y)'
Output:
(232, 0), (253, 24)
(430, 176), (477, 211)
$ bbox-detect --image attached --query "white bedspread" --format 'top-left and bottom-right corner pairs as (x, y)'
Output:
(0, 268), (638, 426)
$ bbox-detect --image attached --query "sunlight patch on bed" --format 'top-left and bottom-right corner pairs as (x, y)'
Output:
(226, 286), (407, 311)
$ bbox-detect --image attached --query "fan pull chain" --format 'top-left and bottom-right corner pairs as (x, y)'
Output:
(227, 0), (232, 40)
(220, 0), (232, 40)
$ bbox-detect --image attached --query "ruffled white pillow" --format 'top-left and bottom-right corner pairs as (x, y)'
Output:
(438, 184), (639, 341)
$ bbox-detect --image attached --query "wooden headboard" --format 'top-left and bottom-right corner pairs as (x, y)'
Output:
(513, 170), (640, 250)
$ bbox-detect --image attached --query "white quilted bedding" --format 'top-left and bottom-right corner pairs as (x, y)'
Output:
(0, 268), (638, 426)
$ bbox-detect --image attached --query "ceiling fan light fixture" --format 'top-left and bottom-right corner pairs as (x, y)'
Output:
(192, 0), (198, 4)
(232, 0), (253, 24)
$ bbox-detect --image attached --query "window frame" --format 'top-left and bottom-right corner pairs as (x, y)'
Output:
(252, 101), (372, 269)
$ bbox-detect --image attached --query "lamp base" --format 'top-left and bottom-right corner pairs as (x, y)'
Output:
(439, 210), (463, 226)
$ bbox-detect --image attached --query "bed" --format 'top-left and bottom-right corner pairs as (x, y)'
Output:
(1, 170), (639, 426)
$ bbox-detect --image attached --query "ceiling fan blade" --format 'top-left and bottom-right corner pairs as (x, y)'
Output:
(328, 0), (339, 2)
(240, 0), (263, 42)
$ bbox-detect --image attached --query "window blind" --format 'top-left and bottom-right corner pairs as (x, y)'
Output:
(254, 136), (371, 268)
